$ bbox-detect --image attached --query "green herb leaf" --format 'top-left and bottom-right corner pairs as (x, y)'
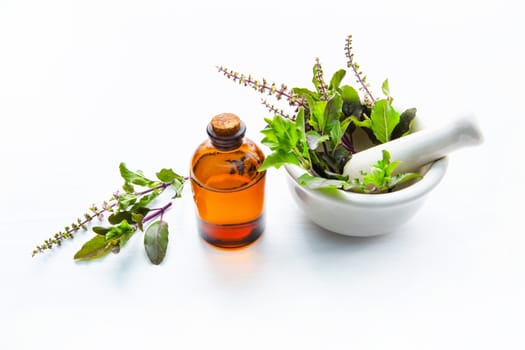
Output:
(308, 99), (328, 132)
(93, 226), (111, 235)
(156, 168), (177, 183)
(306, 131), (330, 150)
(297, 173), (351, 190)
(119, 163), (155, 187)
(369, 99), (400, 143)
(105, 220), (136, 242)
(259, 113), (310, 171)
(324, 93), (343, 133)
(381, 79), (390, 98)
(144, 221), (169, 265)
(351, 150), (421, 193)
(131, 213), (145, 231)
(74, 235), (115, 261)
(340, 85), (360, 105)
(391, 108), (417, 140)
(122, 182), (135, 193)
(118, 193), (137, 210)
(259, 150), (301, 171)
(108, 211), (131, 225)
(292, 87), (317, 100)
(329, 69), (346, 90)
(390, 172), (423, 188)
(131, 190), (161, 211)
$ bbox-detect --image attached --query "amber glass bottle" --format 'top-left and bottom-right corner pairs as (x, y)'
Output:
(190, 113), (266, 248)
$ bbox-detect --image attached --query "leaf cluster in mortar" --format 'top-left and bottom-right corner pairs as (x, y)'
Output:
(218, 35), (420, 193)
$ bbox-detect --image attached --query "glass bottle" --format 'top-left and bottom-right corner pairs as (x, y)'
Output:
(190, 113), (266, 248)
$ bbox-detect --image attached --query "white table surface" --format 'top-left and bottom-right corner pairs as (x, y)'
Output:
(1, 1), (524, 349)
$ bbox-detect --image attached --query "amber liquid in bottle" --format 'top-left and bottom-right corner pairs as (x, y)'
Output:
(190, 113), (266, 248)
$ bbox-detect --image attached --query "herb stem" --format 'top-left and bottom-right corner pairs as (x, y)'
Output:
(345, 35), (376, 105)
(217, 66), (307, 109)
(142, 202), (172, 224)
(136, 182), (172, 196)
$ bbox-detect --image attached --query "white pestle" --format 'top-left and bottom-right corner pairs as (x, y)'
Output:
(342, 115), (484, 179)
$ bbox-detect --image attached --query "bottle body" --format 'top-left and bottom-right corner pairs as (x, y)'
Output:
(191, 136), (266, 248)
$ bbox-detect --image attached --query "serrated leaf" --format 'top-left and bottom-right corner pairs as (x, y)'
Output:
(74, 235), (114, 261)
(119, 163), (155, 187)
(369, 99), (400, 143)
(308, 99), (328, 132)
(258, 150), (300, 171)
(144, 221), (169, 265)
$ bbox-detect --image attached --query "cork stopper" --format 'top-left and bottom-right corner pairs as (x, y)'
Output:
(207, 112), (246, 151)
(210, 113), (241, 137)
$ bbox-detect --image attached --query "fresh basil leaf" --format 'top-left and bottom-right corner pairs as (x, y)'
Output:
(171, 179), (185, 198)
(308, 99), (328, 132)
(122, 182), (135, 194)
(105, 220), (136, 241)
(92, 226), (111, 235)
(292, 87), (317, 100)
(144, 221), (169, 265)
(306, 131), (330, 150)
(74, 235), (114, 261)
(119, 163), (155, 187)
(294, 108), (311, 162)
(340, 85), (360, 105)
(259, 150), (301, 171)
(349, 115), (371, 129)
(324, 93), (343, 132)
(329, 120), (344, 150)
(108, 211), (132, 225)
(297, 173), (351, 190)
(329, 69), (346, 90)
(131, 213), (144, 230)
(156, 168), (177, 183)
(381, 79), (390, 98)
(391, 108), (417, 140)
(118, 193), (137, 210)
(369, 99), (400, 143)
(390, 172), (422, 188)
(131, 190), (161, 211)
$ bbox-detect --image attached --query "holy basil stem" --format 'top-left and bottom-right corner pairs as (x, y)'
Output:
(32, 163), (186, 265)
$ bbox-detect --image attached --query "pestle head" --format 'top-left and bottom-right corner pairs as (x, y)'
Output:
(451, 115), (484, 147)
(342, 115), (483, 179)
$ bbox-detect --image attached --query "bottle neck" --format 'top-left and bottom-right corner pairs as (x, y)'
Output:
(207, 121), (246, 151)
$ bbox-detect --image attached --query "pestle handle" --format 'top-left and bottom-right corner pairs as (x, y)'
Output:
(342, 115), (483, 179)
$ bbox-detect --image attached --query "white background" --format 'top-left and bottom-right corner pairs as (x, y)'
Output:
(1, 1), (524, 349)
